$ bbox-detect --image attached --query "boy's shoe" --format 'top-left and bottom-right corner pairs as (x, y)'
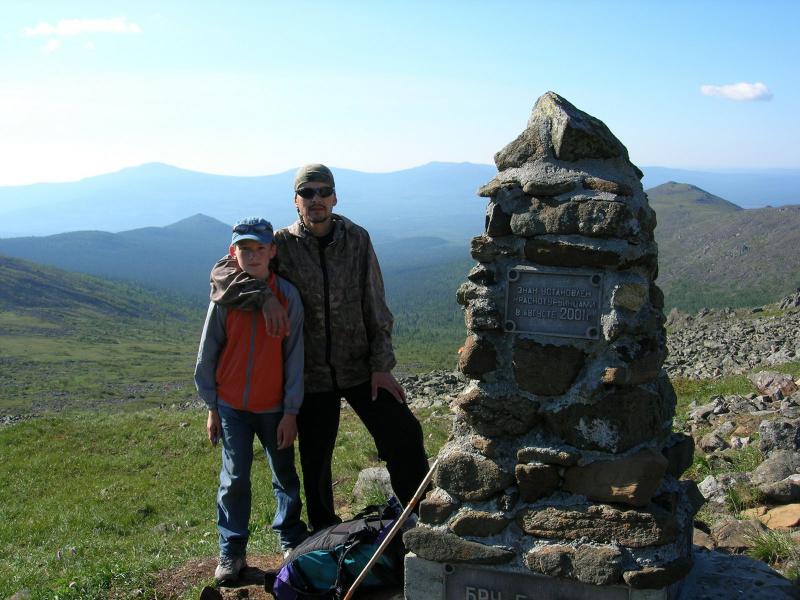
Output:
(214, 554), (246, 583)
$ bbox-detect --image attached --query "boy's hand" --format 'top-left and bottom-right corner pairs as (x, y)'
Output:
(371, 371), (406, 404)
(276, 413), (298, 450)
(262, 296), (290, 338)
(207, 409), (221, 446)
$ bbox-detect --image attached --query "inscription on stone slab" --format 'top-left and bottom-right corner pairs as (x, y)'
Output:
(443, 564), (629, 600)
(504, 266), (603, 339)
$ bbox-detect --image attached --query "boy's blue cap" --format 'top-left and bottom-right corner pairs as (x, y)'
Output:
(231, 217), (274, 245)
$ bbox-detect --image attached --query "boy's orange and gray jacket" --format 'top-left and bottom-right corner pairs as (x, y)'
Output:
(209, 215), (395, 394)
(194, 273), (304, 414)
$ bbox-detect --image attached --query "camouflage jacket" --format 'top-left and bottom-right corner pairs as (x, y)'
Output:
(210, 215), (396, 394)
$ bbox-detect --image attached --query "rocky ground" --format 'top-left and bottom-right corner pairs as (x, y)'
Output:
(665, 289), (800, 379)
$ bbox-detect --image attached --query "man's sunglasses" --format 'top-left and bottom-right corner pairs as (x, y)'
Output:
(296, 186), (334, 200)
(233, 223), (272, 234)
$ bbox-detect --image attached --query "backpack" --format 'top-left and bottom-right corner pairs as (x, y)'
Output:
(269, 498), (410, 600)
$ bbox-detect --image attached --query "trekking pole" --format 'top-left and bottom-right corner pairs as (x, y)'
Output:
(342, 457), (439, 600)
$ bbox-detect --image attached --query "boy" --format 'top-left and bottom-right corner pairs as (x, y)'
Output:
(194, 217), (307, 583)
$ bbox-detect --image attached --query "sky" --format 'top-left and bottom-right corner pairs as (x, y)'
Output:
(0, 0), (798, 186)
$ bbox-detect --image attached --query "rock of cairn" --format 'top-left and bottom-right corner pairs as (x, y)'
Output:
(404, 92), (701, 599)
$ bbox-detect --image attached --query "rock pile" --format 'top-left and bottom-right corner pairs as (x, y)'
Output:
(665, 298), (800, 379)
(404, 92), (699, 597)
(681, 369), (800, 560)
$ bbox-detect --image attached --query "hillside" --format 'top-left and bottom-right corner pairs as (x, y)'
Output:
(0, 214), (229, 300)
(0, 255), (201, 414)
(648, 183), (800, 311)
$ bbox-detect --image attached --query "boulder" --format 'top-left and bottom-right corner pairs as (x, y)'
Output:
(434, 450), (514, 501)
(562, 448), (667, 507)
(403, 528), (514, 565)
(759, 419), (800, 455)
(516, 503), (678, 548)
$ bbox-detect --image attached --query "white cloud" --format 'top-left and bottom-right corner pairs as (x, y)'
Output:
(85, 41), (95, 50)
(24, 17), (141, 37)
(43, 39), (61, 53)
(700, 81), (773, 101)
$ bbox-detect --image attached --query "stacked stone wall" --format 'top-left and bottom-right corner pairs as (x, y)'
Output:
(405, 92), (702, 593)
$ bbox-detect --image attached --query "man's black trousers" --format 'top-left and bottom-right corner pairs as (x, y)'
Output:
(296, 381), (429, 532)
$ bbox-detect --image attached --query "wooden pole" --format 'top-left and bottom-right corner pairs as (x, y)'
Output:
(342, 457), (439, 600)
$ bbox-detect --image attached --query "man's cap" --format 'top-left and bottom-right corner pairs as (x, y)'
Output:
(231, 216), (274, 245)
(294, 163), (335, 191)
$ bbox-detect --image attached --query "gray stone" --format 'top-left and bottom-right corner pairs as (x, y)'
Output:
(711, 519), (768, 552)
(486, 202), (512, 237)
(352, 466), (392, 502)
(759, 418), (800, 454)
(611, 282), (648, 312)
(759, 474), (800, 504)
(510, 199), (639, 239)
(524, 237), (628, 268)
(583, 177), (633, 196)
(434, 450), (514, 501)
(453, 388), (539, 437)
(515, 463), (560, 502)
(513, 339), (586, 396)
(516, 503), (678, 548)
(419, 488), (457, 525)
(623, 557), (693, 589)
(698, 432), (728, 453)
(494, 130), (542, 170)
(677, 549), (800, 600)
(525, 545), (574, 577)
(750, 449), (800, 486)
(517, 446), (579, 467)
(529, 92), (630, 162)
(470, 434), (500, 458)
(572, 545), (623, 585)
(403, 528), (514, 564)
(698, 473), (749, 504)
(464, 302), (502, 331)
(458, 336), (497, 379)
(562, 448), (667, 507)
(449, 510), (510, 537)
(749, 371), (799, 401)
(522, 179), (577, 196)
(546, 385), (672, 453)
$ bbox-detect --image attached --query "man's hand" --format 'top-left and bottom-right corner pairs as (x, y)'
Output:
(262, 295), (289, 338)
(371, 371), (406, 404)
(276, 413), (298, 450)
(207, 409), (221, 446)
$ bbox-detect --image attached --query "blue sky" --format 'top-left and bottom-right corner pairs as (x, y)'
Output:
(0, 0), (797, 185)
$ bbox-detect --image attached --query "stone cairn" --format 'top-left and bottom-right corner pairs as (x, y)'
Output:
(404, 93), (703, 599)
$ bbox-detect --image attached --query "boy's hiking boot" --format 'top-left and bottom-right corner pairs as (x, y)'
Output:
(215, 554), (245, 583)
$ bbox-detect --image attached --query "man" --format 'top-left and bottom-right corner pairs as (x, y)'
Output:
(210, 164), (429, 532)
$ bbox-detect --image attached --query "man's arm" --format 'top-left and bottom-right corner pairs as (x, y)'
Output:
(360, 235), (406, 403)
(361, 237), (397, 373)
(277, 280), (305, 449)
(210, 255), (289, 337)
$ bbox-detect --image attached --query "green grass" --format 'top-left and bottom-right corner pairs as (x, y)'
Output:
(0, 405), (451, 599)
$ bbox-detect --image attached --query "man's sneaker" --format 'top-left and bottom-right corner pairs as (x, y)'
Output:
(214, 554), (245, 583)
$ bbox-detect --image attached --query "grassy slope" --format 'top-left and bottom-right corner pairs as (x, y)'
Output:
(0, 255), (202, 414)
(648, 183), (800, 311)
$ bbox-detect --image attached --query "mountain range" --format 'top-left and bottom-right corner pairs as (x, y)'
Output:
(1, 162), (798, 239)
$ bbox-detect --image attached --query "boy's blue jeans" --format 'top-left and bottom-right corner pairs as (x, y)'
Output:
(216, 404), (307, 557)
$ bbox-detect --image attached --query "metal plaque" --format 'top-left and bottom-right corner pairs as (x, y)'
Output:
(504, 266), (603, 339)
(443, 564), (630, 600)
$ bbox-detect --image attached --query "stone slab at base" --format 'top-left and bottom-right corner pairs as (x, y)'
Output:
(405, 554), (682, 600)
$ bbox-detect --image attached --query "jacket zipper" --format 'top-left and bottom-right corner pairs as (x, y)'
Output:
(318, 242), (338, 389)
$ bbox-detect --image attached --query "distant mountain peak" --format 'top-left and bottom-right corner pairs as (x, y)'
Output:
(165, 213), (229, 230)
(647, 181), (742, 211)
